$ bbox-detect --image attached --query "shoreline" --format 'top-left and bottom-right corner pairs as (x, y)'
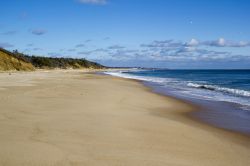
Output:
(102, 70), (250, 137)
(0, 70), (249, 165)
(109, 74), (250, 138)
(141, 81), (250, 137)
(1, 69), (250, 137)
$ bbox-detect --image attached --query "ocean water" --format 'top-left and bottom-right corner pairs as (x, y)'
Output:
(104, 69), (250, 134)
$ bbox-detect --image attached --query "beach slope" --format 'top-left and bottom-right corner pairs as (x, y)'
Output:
(0, 71), (249, 166)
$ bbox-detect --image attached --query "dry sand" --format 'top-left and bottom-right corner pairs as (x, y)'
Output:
(0, 70), (249, 166)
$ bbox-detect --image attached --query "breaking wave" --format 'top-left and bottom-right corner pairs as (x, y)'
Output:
(187, 83), (250, 97)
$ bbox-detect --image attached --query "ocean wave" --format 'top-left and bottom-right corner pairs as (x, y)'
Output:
(104, 71), (174, 84)
(187, 83), (250, 97)
(104, 70), (250, 110)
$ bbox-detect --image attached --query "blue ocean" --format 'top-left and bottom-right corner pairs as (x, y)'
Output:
(104, 69), (250, 134)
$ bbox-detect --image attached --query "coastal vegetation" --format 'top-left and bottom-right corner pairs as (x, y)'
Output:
(0, 48), (35, 71)
(0, 48), (105, 71)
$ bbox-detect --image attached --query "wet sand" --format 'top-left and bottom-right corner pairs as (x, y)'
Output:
(0, 70), (249, 166)
(145, 81), (250, 136)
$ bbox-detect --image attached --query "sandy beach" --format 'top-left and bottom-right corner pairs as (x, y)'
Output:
(0, 70), (249, 166)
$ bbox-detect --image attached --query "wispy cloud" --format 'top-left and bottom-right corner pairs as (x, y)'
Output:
(77, 48), (109, 55)
(27, 43), (34, 47)
(78, 51), (92, 55)
(77, 0), (107, 5)
(108, 45), (125, 49)
(75, 44), (85, 48)
(93, 48), (109, 52)
(33, 48), (43, 51)
(0, 31), (17, 35)
(141, 38), (250, 49)
(203, 38), (250, 47)
(30, 29), (47, 35)
(103, 37), (110, 40)
(85, 39), (92, 43)
(95, 38), (250, 63)
(28, 38), (250, 67)
(0, 42), (14, 48)
(48, 52), (62, 57)
(20, 12), (28, 19)
(141, 40), (182, 48)
(67, 49), (76, 52)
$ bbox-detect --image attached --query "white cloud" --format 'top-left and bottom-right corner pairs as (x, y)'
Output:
(178, 47), (197, 53)
(110, 38), (250, 62)
(187, 38), (199, 46)
(203, 38), (250, 47)
(232, 41), (250, 47)
(77, 0), (107, 5)
(218, 38), (225, 46)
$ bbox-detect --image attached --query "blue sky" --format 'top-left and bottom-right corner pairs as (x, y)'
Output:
(1, 0), (250, 68)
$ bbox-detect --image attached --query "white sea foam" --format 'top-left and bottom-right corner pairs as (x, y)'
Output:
(104, 71), (173, 84)
(104, 70), (250, 111)
(187, 83), (250, 97)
